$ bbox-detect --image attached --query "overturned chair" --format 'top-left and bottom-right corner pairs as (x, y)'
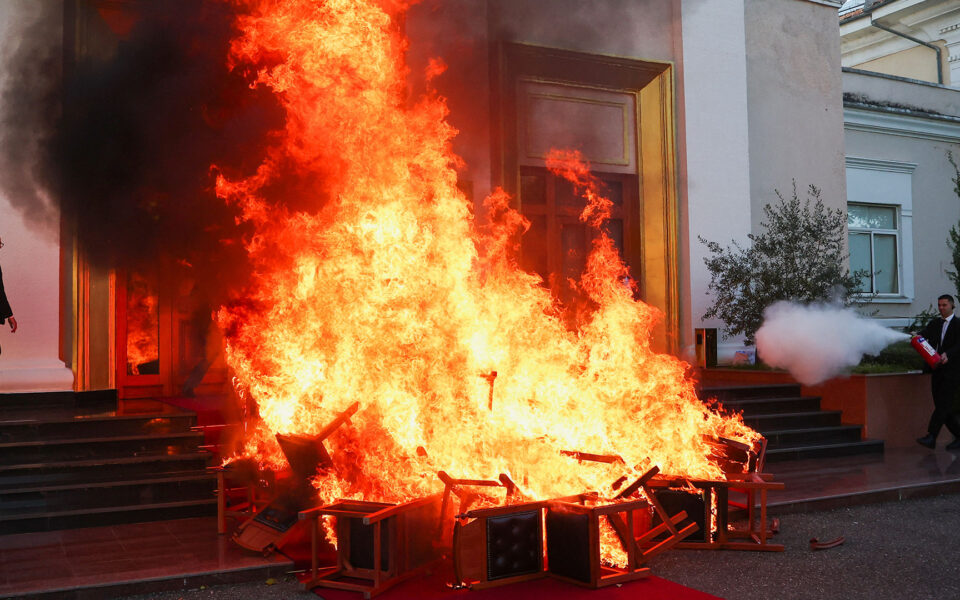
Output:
(299, 495), (443, 599)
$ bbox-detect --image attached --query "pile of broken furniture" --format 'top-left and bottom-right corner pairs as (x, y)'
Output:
(211, 404), (783, 598)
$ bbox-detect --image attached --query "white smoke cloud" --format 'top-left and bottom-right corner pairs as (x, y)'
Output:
(755, 301), (909, 385)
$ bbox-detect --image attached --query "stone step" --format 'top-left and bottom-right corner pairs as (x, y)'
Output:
(0, 410), (197, 443)
(764, 439), (885, 462)
(744, 410), (843, 431)
(0, 516), (293, 600)
(0, 390), (221, 534)
(0, 452), (212, 491)
(762, 425), (863, 447)
(0, 432), (205, 465)
(700, 383), (802, 402)
(0, 473), (216, 517)
(718, 395), (822, 416)
(0, 497), (218, 535)
(701, 383), (883, 462)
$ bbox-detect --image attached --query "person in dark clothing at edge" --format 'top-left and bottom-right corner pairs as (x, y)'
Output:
(917, 294), (960, 450)
(0, 236), (19, 356)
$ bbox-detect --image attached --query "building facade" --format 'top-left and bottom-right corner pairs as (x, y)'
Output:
(841, 0), (960, 327)
(0, 0), (847, 392)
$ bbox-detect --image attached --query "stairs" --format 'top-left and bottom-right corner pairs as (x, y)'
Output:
(701, 383), (884, 462)
(0, 390), (216, 535)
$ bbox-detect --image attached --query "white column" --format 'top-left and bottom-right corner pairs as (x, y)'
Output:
(681, 0), (753, 363)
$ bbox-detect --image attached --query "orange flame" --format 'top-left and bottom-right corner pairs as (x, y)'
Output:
(125, 272), (159, 375)
(215, 0), (758, 561)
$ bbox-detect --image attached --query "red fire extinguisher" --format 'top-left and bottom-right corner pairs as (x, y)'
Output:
(911, 335), (941, 368)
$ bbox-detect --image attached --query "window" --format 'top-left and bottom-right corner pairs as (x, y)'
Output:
(848, 203), (899, 294)
(844, 156), (915, 302)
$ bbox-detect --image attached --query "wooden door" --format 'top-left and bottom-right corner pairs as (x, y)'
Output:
(115, 270), (227, 399)
(115, 270), (171, 398)
(518, 167), (640, 303)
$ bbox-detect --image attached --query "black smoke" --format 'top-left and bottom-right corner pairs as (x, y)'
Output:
(0, 0), (286, 300)
(0, 0), (61, 233)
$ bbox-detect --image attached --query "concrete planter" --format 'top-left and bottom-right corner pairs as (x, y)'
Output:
(698, 368), (930, 448)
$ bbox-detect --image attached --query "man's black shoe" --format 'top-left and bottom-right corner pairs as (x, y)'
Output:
(917, 434), (936, 449)
(947, 439), (960, 451)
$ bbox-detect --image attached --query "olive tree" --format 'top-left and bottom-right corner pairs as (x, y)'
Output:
(699, 182), (863, 345)
(945, 152), (960, 298)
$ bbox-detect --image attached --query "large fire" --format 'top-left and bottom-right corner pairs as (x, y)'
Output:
(214, 0), (758, 529)
(125, 272), (160, 375)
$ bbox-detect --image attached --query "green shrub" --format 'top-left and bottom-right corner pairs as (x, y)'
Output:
(700, 182), (864, 345)
(907, 305), (937, 333)
(854, 339), (924, 373)
(946, 152), (960, 298)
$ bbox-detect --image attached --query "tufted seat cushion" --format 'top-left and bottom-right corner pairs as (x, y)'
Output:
(485, 510), (543, 580)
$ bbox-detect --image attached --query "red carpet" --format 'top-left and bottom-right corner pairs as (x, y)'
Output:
(283, 534), (721, 598)
(302, 565), (722, 600)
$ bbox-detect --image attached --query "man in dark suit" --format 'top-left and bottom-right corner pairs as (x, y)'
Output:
(0, 264), (13, 329)
(917, 294), (960, 450)
(0, 237), (17, 357)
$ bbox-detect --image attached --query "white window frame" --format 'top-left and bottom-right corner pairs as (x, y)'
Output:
(845, 156), (915, 303)
(848, 202), (901, 296)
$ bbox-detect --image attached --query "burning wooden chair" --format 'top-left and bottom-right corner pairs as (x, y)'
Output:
(659, 435), (783, 550)
(450, 499), (547, 590)
(561, 453), (702, 559)
(565, 437), (783, 553)
(438, 470), (524, 525)
(438, 471), (544, 590)
(544, 463), (700, 588)
(211, 458), (270, 535)
(645, 473), (784, 552)
(229, 402), (359, 554)
(544, 493), (652, 588)
(298, 495), (443, 599)
(704, 436), (767, 475)
(611, 466), (701, 563)
(442, 460), (701, 591)
(705, 436), (769, 510)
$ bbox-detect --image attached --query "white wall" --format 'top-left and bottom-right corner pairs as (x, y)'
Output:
(745, 0), (848, 225)
(680, 0), (846, 363)
(845, 117), (960, 321)
(0, 0), (73, 391)
(681, 0), (754, 362)
(843, 70), (960, 322)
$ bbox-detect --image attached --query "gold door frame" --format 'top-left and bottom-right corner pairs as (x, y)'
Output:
(491, 43), (680, 353)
